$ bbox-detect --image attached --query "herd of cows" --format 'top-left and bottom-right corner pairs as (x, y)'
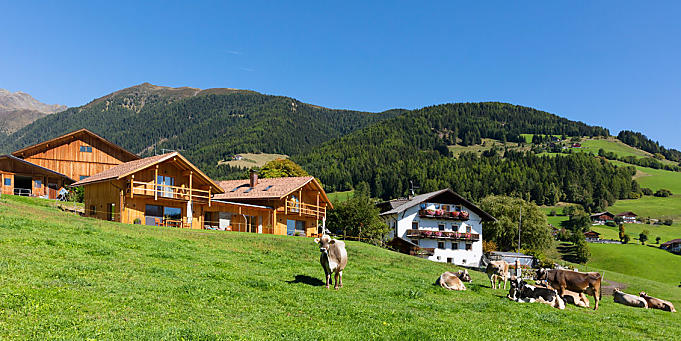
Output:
(313, 235), (676, 313)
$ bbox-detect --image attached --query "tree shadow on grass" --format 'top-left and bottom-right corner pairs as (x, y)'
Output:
(557, 242), (580, 263)
(286, 274), (325, 287)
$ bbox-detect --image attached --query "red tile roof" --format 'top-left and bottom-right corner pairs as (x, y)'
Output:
(214, 176), (331, 206)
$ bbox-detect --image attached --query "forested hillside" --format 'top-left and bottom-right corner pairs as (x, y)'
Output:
(294, 103), (638, 211)
(617, 130), (681, 162)
(0, 83), (401, 177)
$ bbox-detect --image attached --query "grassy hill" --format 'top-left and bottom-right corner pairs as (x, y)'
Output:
(586, 243), (681, 286)
(217, 153), (289, 168)
(1, 195), (679, 339)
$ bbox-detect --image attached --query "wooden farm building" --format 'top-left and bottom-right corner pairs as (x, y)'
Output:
(0, 154), (73, 198)
(72, 152), (332, 237)
(214, 174), (333, 236)
(12, 129), (139, 182)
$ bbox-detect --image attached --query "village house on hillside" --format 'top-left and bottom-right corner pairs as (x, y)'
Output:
(661, 239), (681, 254)
(590, 211), (615, 225)
(378, 189), (496, 267)
(71, 152), (331, 236)
(616, 211), (639, 224)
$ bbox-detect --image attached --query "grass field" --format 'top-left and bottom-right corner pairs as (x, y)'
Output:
(217, 153), (288, 168)
(1, 196), (680, 339)
(579, 137), (654, 159)
(592, 223), (681, 243)
(327, 190), (354, 203)
(607, 195), (681, 221)
(586, 243), (681, 286)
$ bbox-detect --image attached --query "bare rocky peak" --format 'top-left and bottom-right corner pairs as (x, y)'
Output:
(0, 89), (67, 114)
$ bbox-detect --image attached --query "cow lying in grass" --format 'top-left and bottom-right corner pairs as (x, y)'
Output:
(613, 288), (647, 308)
(437, 270), (472, 291)
(535, 281), (590, 308)
(639, 292), (676, 312)
(507, 277), (565, 310)
(314, 235), (348, 290)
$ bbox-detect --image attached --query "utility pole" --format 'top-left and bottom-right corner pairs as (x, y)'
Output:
(518, 205), (522, 251)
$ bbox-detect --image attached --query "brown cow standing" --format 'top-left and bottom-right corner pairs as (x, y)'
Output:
(486, 260), (509, 290)
(639, 292), (676, 312)
(314, 235), (348, 290)
(536, 268), (602, 310)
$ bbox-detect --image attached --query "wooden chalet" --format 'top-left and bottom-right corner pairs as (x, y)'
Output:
(0, 155), (73, 198)
(214, 172), (333, 237)
(12, 129), (139, 182)
(584, 230), (601, 241)
(590, 211), (615, 224)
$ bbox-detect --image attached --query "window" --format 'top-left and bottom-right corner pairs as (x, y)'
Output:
(80, 146), (93, 153)
(412, 221), (419, 230)
(157, 176), (175, 198)
(466, 226), (472, 233)
(4, 178), (11, 186)
(437, 241), (445, 249)
(263, 185), (273, 191)
(34, 179), (42, 188)
(465, 243), (472, 251)
(438, 223), (445, 231)
(163, 207), (182, 220)
(452, 242), (458, 250)
(80, 175), (89, 180)
(107, 203), (115, 221)
(436, 256), (441, 261)
(447, 257), (453, 263)
(286, 219), (305, 236)
(89, 205), (96, 216)
(288, 195), (300, 213)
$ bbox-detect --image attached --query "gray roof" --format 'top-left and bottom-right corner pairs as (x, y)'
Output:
(379, 188), (496, 222)
(491, 251), (533, 258)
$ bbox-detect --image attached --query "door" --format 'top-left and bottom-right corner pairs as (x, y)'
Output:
(286, 220), (296, 236)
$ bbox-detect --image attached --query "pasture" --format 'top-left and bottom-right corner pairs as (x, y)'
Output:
(0, 195), (679, 339)
(586, 243), (681, 286)
(592, 222), (681, 243)
(217, 153), (288, 168)
(327, 190), (355, 203)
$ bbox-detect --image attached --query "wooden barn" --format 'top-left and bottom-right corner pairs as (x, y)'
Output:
(0, 155), (73, 198)
(12, 129), (139, 182)
(214, 173), (333, 237)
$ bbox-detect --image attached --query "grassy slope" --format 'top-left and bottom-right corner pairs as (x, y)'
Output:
(217, 153), (289, 168)
(592, 223), (681, 243)
(586, 243), (681, 286)
(327, 190), (354, 203)
(1, 196), (680, 339)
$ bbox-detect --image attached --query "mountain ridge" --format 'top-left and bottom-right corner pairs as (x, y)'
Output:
(0, 89), (67, 135)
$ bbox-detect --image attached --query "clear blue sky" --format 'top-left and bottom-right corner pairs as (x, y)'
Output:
(2, 1), (680, 148)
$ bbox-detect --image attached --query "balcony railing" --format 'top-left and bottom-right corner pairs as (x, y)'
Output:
(285, 199), (326, 218)
(418, 209), (469, 221)
(130, 181), (212, 203)
(406, 229), (480, 242)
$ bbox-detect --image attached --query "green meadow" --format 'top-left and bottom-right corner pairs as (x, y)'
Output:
(1, 195), (680, 339)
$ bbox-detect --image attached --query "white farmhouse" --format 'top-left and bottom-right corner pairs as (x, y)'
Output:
(379, 189), (496, 267)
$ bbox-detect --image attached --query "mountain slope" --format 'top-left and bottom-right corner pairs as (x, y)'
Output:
(0, 89), (67, 134)
(0, 195), (679, 338)
(1, 83), (402, 177)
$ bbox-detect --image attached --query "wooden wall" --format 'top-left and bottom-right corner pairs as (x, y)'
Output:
(20, 134), (135, 181)
(84, 181), (123, 222)
(0, 172), (13, 195)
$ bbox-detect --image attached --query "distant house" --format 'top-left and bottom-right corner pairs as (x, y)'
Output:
(661, 239), (681, 254)
(617, 211), (639, 224)
(584, 230), (601, 242)
(571, 143), (582, 148)
(379, 188), (496, 267)
(590, 211), (615, 224)
(233, 154), (244, 161)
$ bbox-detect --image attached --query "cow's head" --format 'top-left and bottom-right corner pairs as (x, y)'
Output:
(535, 268), (548, 280)
(639, 291), (648, 298)
(457, 270), (472, 283)
(314, 234), (335, 255)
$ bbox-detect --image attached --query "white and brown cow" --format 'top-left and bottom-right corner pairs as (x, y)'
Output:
(486, 260), (509, 290)
(437, 270), (472, 291)
(639, 292), (676, 312)
(536, 268), (602, 310)
(314, 235), (348, 290)
(613, 288), (648, 308)
(507, 277), (565, 310)
(561, 289), (590, 308)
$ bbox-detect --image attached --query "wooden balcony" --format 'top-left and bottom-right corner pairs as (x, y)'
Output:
(129, 180), (212, 204)
(418, 209), (469, 221)
(406, 229), (480, 242)
(284, 199), (326, 219)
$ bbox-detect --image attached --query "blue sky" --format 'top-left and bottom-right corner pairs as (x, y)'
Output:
(1, 1), (680, 148)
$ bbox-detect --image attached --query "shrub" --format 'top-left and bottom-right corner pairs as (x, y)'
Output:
(654, 189), (672, 197)
(622, 234), (631, 244)
(662, 219), (673, 226)
(641, 188), (653, 196)
(482, 240), (498, 253)
(618, 224), (625, 241)
(639, 230), (649, 245)
(574, 237), (591, 264)
(656, 236), (661, 244)
(133, 218), (141, 224)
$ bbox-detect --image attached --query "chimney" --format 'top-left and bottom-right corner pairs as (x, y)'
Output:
(249, 170), (258, 188)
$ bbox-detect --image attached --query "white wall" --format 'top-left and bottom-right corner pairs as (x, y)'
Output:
(387, 202), (485, 267)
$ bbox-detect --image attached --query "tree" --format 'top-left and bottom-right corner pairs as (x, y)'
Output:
(259, 159), (309, 178)
(655, 236), (661, 244)
(622, 234), (631, 244)
(325, 182), (389, 246)
(618, 224), (626, 242)
(654, 189), (672, 197)
(639, 230), (649, 245)
(574, 234), (591, 264)
(479, 195), (553, 252)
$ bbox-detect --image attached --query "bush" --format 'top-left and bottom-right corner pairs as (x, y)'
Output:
(622, 234), (631, 244)
(641, 188), (653, 196)
(662, 218), (673, 226)
(482, 240), (498, 253)
(654, 189), (673, 197)
(605, 221), (617, 227)
(656, 236), (661, 244)
(639, 230), (649, 245)
(574, 237), (591, 264)
(548, 209), (557, 217)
